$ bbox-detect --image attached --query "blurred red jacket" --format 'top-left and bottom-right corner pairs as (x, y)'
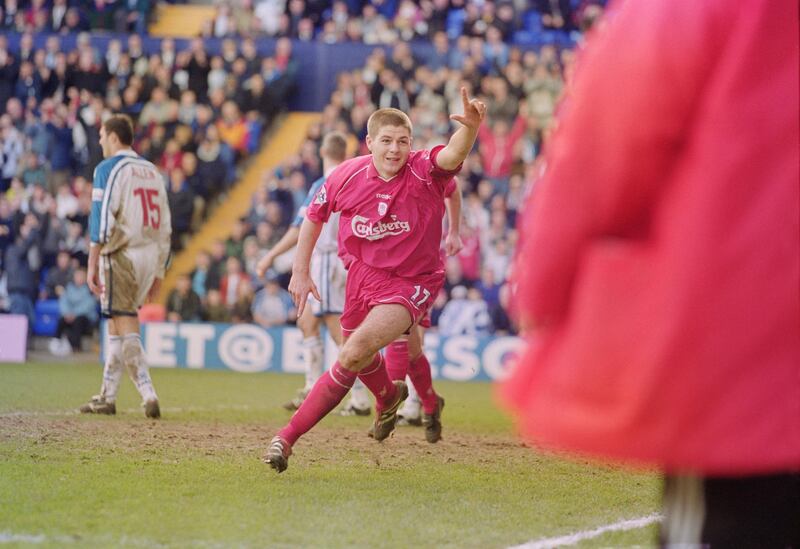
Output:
(502, 0), (800, 475)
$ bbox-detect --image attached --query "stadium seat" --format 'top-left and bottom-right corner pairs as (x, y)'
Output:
(446, 9), (465, 40)
(38, 266), (50, 295)
(33, 299), (60, 337)
(512, 30), (538, 46)
(524, 10), (543, 32)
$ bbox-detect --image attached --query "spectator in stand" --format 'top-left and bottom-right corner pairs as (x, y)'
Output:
(14, 60), (42, 104)
(206, 239), (227, 291)
(159, 138), (183, 172)
(490, 282), (514, 335)
(139, 86), (176, 128)
(4, 213), (40, 331)
(438, 285), (492, 337)
(0, 198), (14, 264)
(486, 77), (519, 124)
(483, 232), (509, 278)
(166, 273), (202, 322)
(476, 266), (502, 311)
(166, 168), (194, 251)
(42, 249), (73, 299)
(50, 0), (69, 32)
(230, 277), (255, 323)
(242, 235), (264, 281)
(252, 271), (295, 328)
(219, 256), (249, 307)
(225, 219), (247, 261)
(190, 250), (211, 299)
(49, 267), (97, 355)
(196, 126), (230, 196)
(62, 220), (88, 265)
(19, 151), (47, 189)
(216, 101), (248, 157)
(535, 0), (574, 31)
(477, 107), (528, 194)
(456, 223), (481, 285)
(202, 288), (230, 322)
(1, 116), (24, 192)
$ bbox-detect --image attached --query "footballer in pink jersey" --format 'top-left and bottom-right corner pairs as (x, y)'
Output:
(386, 177), (463, 436)
(265, 88), (486, 473)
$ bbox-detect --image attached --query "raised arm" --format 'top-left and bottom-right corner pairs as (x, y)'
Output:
(444, 181), (463, 256)
(287, 217), (323, 317)
(436, 87), (487, 171)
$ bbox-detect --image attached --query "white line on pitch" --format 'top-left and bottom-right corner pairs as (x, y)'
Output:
(0, 531), (229, 547)
(508, 514), (663, 549)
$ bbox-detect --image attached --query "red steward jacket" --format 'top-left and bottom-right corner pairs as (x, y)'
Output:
(502, 0), (800, 475)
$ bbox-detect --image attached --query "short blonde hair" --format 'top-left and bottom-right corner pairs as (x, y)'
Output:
(321, 131), (348, 162)
(367, 108), (412, 138)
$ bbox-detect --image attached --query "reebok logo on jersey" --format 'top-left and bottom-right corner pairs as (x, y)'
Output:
(351, 215), (411, 241)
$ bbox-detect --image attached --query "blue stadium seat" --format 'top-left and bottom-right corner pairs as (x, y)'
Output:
(513, 30), (537, 46)
(33, 299), (60, 337)
(524, 10), (543, 32)
(38, 266), (49, 295)
(446, 9), (465, 40)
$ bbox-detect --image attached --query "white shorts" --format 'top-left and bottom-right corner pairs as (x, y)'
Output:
(309, 250), (346, 317)
(99, 245), (160, 317)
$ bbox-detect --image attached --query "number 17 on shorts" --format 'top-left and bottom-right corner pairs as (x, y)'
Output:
(410, 285), (431, 309)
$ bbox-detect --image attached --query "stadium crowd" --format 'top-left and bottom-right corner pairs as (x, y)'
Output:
(0, 0), (157, 35)
(179, 29), (588, 336)
(0, 28), (296, 350)
(0, 0), (605, 347)
(208, 0), (602, 44)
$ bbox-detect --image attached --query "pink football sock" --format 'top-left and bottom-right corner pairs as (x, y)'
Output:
(357, 354), (398, 412)
(278, 362), (356, 446)
(408, 353), (439, 414)
(384, 340), (409, 382)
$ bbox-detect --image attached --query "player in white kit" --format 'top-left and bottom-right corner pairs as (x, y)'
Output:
(256, 132), (370, 415)
(80, 115), (172, 418)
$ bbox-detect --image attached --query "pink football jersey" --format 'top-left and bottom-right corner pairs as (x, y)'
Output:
(307, 145), (461, 277)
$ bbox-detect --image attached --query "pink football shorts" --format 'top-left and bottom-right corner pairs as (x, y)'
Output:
(340, 261), (444, 335)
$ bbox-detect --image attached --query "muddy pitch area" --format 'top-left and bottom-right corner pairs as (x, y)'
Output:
(0, 415), (538, 470)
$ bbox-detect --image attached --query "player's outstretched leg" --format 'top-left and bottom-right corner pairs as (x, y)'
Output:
(80, 335), (122, 415)
(264, 361), (358, 472)
(384, 338), (409, 381)
(408, 353), (444, 443)
(355, 353), (407, 440)
(121, 333), (160, 418)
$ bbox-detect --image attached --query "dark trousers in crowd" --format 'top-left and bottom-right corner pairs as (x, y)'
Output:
(660, 472), (800, 547)
(56, 315), (93, 351)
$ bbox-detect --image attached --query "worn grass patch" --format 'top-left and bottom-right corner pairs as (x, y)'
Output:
(0, 362), (660, 548)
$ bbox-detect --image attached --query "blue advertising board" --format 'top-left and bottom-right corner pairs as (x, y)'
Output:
(108, 322), (522, 382)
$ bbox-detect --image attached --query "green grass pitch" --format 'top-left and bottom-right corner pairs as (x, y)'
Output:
(0, 362), (660, 548)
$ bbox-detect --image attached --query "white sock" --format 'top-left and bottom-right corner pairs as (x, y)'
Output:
(400, 375), (422, 417)
(301, 336), (324, 392)
(100, 336), (123, 402)
(122, 333), (157, 402)
(347, 379), (371, 410)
